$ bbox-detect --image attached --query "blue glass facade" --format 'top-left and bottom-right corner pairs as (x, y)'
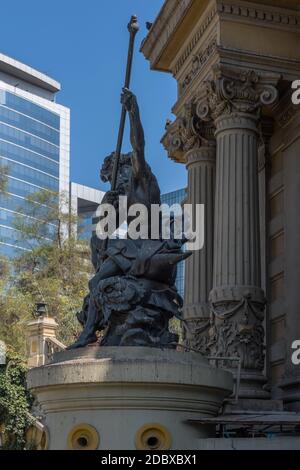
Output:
(78, 209), (97, 241)
(161, 188), (187, 298)
(0, 89), (60, 256)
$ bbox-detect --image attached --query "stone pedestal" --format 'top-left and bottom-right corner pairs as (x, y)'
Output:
(27, 347), (233, 450)
(26, 315), (60, 368)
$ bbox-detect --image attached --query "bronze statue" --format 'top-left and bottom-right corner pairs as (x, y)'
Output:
(68, 17), (191, 350)
(69, 89), (191, 349)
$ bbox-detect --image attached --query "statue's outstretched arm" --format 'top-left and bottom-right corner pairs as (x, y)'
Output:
(121, 88), (146, 177)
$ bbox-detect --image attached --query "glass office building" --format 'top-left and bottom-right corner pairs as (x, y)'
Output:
(70, 182), (105, 241)
(161, 188), (187, 298)
(0, 53), (70, 257)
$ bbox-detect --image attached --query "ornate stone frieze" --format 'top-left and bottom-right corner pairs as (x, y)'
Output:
(173, 6), (218, 76)
(196, 67), (278, 123)
(179, 39), (218, 94)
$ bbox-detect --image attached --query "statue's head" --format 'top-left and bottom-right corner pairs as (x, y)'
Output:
(100, 152), (133, 191)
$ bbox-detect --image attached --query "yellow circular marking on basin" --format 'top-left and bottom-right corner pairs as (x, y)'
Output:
(135, 423), (172, 450)
(67, 424), (99, 450)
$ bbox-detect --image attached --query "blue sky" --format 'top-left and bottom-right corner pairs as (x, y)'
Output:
(0, 0), (187, 194)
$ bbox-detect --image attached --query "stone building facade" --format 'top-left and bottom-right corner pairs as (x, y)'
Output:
(141, 0), (300, 411)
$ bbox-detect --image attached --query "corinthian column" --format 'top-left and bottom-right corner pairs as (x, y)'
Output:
(184, 128), (216, 354)
(197, 67), (278, 399)
(162, 105), (216, 354)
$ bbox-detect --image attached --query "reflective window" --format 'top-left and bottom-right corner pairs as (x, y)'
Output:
(161, 188), (187, 207)
(0, 140), (59, 177)
(5, 177), (55, 199)
(0, 225), (48, 250)
(0, 193), (58, 218)
(0, 123), (59, 161)
(78, 209), (98, 240)
(0, 90), (60, 130)
(0, 242), (24, 257)
(0, 106), (59, 145)
(0, 208), (56, 235)
(161, 188), (187, 297)
(0, 208), (19, 228)
(0, 225), (29, 249)
(0, 90), (62, 257)
(1, 158), (59, 191)
(175, 259), (185, 298)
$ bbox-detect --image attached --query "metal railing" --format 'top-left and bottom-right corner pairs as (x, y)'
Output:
(44, 337), (66, 364)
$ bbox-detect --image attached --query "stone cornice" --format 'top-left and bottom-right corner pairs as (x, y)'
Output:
(217, 0), (300, 31)
(140, 0), (194, 71)
(141, 0), (300, 75)
(173, 0), (300, 79)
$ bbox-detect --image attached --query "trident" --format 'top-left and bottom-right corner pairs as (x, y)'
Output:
(111, 15), (139, 190)
(100, 15), (139, 253)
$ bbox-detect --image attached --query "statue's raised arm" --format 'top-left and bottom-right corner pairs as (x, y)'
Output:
(121, 88), (147, 178)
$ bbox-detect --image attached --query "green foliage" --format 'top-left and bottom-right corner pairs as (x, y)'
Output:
(13, 189), (72, 250)
(0, 165), (8, 194)
(0, 256), (34, 357)
(0, 349), (34, 449)
(0, 190), (93, 352)
(12, 239), (90, 346)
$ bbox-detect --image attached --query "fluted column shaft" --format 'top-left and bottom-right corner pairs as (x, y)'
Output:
(209, 112), (267, 399)
(183, 145), (216, 353)
(212, 113), (261, 294)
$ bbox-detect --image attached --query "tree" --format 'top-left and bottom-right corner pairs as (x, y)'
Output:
(0, 189), (93, 352)
(0, 255), (34, 356)
(13, 189), (72, 251)
(0, 166), (8, 194)
(13, 239), (91, 346)
(0, 348), (34, 449)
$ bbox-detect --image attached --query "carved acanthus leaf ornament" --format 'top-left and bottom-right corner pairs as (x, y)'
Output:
(196, 68), (278, 122)
(163, 101), (215, 162)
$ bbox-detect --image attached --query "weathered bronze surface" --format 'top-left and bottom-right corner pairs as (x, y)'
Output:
(69, 89), (190, 349)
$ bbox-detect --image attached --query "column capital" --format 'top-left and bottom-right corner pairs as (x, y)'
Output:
(161, 99), (215, 163)
(196, 66), (279, 125)
(185, 144), (216, 168)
